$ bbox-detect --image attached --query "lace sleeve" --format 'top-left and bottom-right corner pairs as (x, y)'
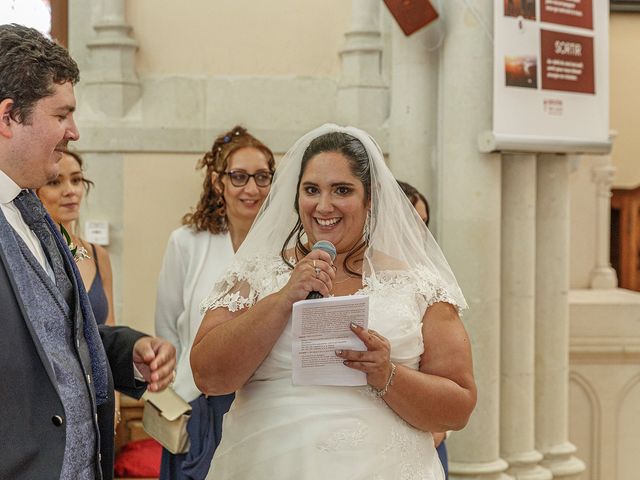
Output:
(414, 268), (464, 314)
(366, 267), (465, 315)
(200, 255), (291, 314)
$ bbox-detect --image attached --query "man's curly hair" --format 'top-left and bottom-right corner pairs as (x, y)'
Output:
(0, 23), (79, 124)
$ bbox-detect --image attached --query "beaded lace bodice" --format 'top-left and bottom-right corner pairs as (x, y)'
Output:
(201, 254), (459, 316)
(201, 254), (460, 379)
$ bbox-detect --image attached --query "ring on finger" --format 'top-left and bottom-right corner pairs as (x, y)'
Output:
(315, 266), (321, 278)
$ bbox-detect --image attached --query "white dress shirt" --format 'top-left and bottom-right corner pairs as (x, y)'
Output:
(0, 168), (55, 280)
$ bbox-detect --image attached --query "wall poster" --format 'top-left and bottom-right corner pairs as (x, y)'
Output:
(489, 0), (610, 152)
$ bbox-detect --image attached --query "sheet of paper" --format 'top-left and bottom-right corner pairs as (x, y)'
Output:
(291, 295), (369, 386)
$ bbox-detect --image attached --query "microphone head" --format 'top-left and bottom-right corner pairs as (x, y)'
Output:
(311, 240), (336, 262)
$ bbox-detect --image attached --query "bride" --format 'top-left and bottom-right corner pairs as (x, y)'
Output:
(191, 125), (476, 479)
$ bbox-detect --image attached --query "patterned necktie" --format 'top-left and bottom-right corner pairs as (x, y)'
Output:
(13, 190), (75, 308)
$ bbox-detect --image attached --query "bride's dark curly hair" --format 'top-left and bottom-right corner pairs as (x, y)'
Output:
(281, 132), (371, 277)
(182, 126), (275, 234)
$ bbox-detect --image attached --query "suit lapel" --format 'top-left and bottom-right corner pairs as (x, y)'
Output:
(45, 214), (110, 404)
(0, 208), (60, 391)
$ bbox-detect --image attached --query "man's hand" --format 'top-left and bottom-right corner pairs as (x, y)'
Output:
(132, 336), (176, 392)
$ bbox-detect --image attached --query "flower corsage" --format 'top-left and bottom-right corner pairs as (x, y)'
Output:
(60, 224), (90, 262)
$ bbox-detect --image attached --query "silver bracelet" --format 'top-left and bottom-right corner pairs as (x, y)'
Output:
(372, 363), (397, 398)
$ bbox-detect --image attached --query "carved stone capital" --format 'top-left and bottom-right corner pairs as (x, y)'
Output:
(83, 0), (141, 118)
(591, 164), (616, 196)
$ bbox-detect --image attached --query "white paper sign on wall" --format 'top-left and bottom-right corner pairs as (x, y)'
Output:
(85, 220), (110, 246)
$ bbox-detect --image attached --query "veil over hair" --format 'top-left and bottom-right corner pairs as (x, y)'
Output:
(201, 124), (466, 313)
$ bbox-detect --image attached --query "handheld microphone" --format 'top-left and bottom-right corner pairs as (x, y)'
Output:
(307, 240), (337, 299)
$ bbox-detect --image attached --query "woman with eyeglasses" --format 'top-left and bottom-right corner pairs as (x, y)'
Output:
(155, 126), (275, 479)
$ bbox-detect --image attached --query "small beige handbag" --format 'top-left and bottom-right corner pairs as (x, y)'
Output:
(142, 388), (192, 454)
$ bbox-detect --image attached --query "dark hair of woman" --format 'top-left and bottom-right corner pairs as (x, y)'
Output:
(183, 125), (275, 234)
(397, 180), (430, 227)
(63, 149), (95, 193)
(281, 132), (371, 277)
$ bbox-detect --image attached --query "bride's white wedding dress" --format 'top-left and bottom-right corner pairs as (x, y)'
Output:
(203, 256), (456, 480)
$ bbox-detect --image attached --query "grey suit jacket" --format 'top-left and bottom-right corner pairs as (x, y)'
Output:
(0, 211), (147, 480)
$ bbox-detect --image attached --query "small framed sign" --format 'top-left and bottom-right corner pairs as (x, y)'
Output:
(383, 0), (439, 36)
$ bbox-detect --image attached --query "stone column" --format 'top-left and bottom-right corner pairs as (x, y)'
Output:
(67, 0), (96, 73)
(589, 163), (618, 289)
(437, 2), (509, 479)
(535, 154), (585, 479)
(387, 17), (439, 199)
(84, 0), (140, 118)
(336, 0), (388, 129)
(501, 154), (552, 480)
(69, 0), (131, 323)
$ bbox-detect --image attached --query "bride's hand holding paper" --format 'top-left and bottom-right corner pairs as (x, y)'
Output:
(336, 322), (393, 391)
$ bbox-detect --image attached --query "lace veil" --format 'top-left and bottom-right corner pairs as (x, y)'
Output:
(201, 124), (466, 313)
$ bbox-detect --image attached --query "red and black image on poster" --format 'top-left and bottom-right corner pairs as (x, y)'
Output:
(541, 0), (593, 30)
(505, 55), (538, 88)
(504, 0), (536, 20)
(541, 29), (594, 94)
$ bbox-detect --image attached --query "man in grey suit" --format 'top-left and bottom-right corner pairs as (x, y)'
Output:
(0, 24), (177, 479)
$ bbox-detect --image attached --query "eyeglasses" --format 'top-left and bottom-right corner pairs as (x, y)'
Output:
(223, 170), (273, 187)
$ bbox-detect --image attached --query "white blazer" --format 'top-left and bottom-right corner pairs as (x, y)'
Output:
(154, 226), (234, 402)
